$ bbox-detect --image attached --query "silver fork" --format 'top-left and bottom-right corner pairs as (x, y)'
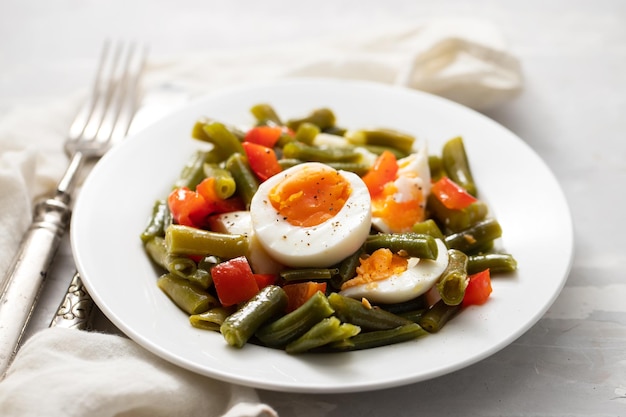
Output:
(0, 41), (147, 375)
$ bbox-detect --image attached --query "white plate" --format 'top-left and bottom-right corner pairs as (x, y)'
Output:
(72, 78), (573, 393)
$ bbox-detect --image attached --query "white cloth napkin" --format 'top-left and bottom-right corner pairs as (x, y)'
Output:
(0, 327), (276, 417)
(0, 18), (522, 417)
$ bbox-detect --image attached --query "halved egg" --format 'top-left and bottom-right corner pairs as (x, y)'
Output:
(250, 162), (371, 268)
(339, 238), (449, 304)
(371, 142), (431, 234)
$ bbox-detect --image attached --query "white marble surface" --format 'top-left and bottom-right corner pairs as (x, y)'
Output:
(2, 0), (626, 415)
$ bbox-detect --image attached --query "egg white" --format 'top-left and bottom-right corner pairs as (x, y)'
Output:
(250, 162), (372, 268)
(339, 239), (449, 304)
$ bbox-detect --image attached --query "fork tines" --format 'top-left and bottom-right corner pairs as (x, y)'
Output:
(67, 41), (148, 156)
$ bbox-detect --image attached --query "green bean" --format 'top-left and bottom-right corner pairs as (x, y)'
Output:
(193, 118), (246, 141)
(173, 149), (211, 190)
(189, 255), (220, 288)
(220, 285), (288, 348)
(280, 268), (339, 282)
(322, 125), (347, 136)
(441, 136), (477, 196)
(476, 240), (495, 253)
(344, 128), (415, 154)
(168, 258), (198, 280)
(250, 103), (283, 126)
(199, 121), (245, 162)
(144, 235), (171, 268)
(203, 163), (237, 199)
(467, 253), (518, 275)
(279, 158), (371, 175)
(397, 309), (427, 323)
(330, 247), (365, 290)
(225, 153), (259, 209)
(365, 233), (438, 260)
(293, 122), (320, 145)
(324, 162), (371, 176)
(255, 291), (334, 348)
(418, 299), (462, 333)
(360, 144), (409, 159)
(328, 293), (412, 331)
(187, 268), (212, 289)
(444, 218), (503, 254)
(140, 199), (170, 243)
(190, 306), (235, 331)
(157, 273), (217, 315)
(428, 155), (445, 181)
(326, 323), (427, 351)
(286, 108), (336, 131)
(277, 158), (302, 170)
(191, 119), (208, 141)
(411, 219), (446, 241)
(427, 194), (489, 233)
(165, 224), (248, 259)
(374, 295), (427, 315)
(275, 132), (296, 148)
(282, 141), (362, 163)
(286, 317), (360, 354)
(436, 249), (469, 306)
(144, 236), (198, 278)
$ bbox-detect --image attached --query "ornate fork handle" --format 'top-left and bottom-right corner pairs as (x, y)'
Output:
(50, 272), (96, 330)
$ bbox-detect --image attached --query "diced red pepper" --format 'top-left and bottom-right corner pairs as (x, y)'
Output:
(462, 269), (492, 307)
(188, 255), (204, 263)
(242, 141), (282, 181)
(168, 178), (244, 229)
(431, 177), (477, 210)
(167, 187), (212, 228)
(196, 177), (245, 214)
(211, 256), (259, 307)
(362, 150), (398, 197)
(282, 282), (327, 313)
(253, 273), (278, 290)
(244, 126), (285, 148)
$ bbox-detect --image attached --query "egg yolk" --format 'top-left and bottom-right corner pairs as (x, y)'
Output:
(341, 248), (408, 290)
(372, 181), (425, 232)
(269, 167), (351, 227)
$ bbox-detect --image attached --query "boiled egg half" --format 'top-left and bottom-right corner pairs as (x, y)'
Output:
(371, 141), (431, 234)
(250, 162), (371, 268)
(340, 238), (449, 304)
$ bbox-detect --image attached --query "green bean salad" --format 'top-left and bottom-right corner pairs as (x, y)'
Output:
(140, 104), (517, 354)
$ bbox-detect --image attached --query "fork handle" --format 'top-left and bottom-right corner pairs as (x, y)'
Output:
(0, 197), (71, 377)
(49, 271), (96, 330)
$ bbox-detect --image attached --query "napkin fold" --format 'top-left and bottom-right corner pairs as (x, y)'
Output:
(142, 17), (522, 111)
(0, 18), (523, 417)
(0, 327), (276, 417)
